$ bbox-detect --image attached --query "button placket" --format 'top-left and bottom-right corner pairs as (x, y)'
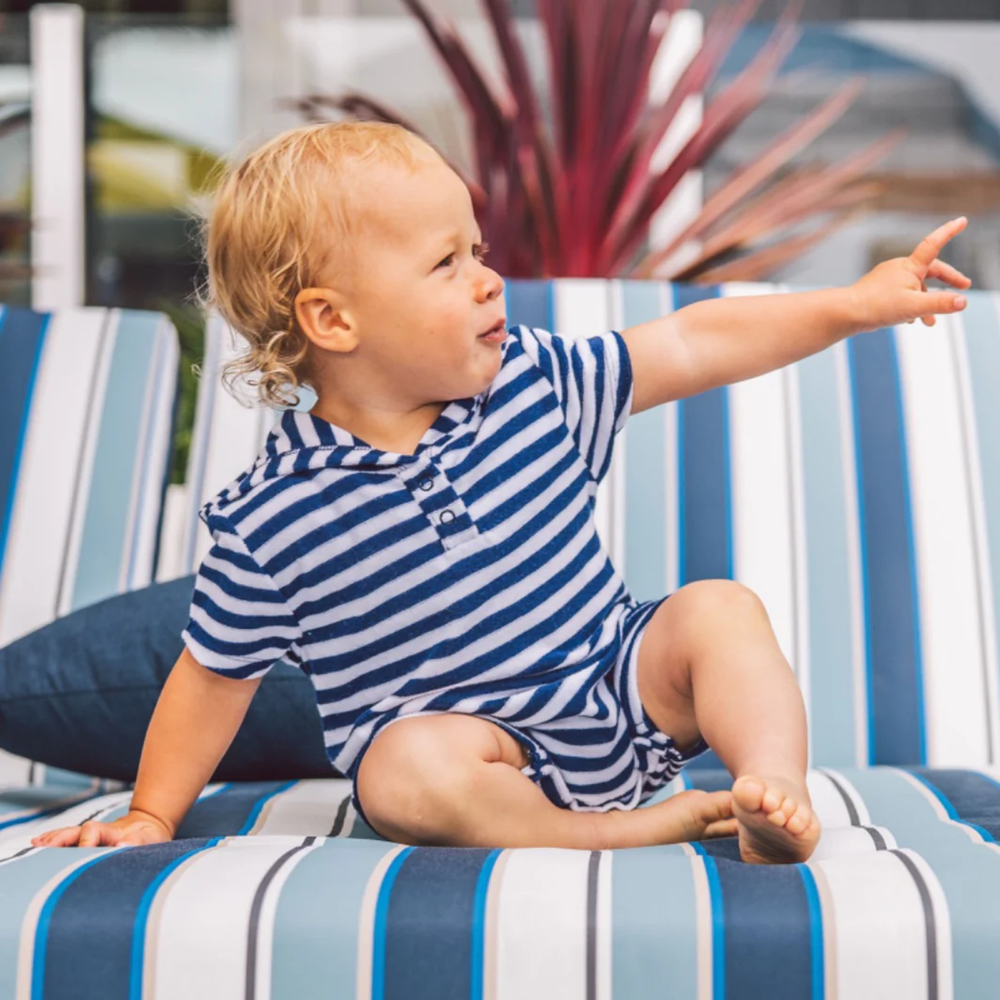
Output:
(401, 459), (479, 550)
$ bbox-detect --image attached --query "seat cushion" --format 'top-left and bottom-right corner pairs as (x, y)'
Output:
(0, 574), (337, 782)
(7, 764), (1000, 997)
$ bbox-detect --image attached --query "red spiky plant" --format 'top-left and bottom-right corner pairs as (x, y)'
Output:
(291, 0), (901, 283)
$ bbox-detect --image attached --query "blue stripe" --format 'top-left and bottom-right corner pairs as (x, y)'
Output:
(848, 331), (925, 764)
(621, 280), (668, 602)
(798, 864), (825, 1000)
(675, 284), (730, 586)
(675, 284), (728, 770)
(703, 853), (726, 1000)
(707, 856), (814, 1000)
(169, 781), (296, 837)
(372, 848), (414, 1000)
(505, 279), (551, 331)
(379, 847), (497, 1000)
(904, 767), (1000, 842)
(470, 849), (501, 1000)
(0, 307), (49, 580)
(33, 838), (221, 1000)
(72, 310), (160, 612)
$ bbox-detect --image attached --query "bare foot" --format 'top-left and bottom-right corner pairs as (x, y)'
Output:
(731, 774), (821, 864)
(604, 789), (738, 849)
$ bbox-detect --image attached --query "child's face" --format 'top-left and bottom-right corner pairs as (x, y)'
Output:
(312, 154), (507, 405)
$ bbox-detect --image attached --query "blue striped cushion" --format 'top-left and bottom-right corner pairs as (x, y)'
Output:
(0, 305), (179, 789)
(7, 764), (999, 996)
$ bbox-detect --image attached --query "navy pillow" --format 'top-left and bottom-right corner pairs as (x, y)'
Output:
(0, 575), (337, 782)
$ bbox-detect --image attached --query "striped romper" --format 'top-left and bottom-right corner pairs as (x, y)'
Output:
(181, 324), (709, 827)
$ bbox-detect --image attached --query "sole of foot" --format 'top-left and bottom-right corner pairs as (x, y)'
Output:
(731, 774), (821, 864)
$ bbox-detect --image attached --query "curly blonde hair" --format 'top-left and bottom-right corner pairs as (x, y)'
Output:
(196, 120), (441, 409)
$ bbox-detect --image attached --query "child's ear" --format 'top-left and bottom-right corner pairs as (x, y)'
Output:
(294, 287), (358, 351)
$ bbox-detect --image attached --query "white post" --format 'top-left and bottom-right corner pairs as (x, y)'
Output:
(30, 3), (86, 311)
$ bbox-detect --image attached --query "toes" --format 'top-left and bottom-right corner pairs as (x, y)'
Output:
(733, 776), (765, 811)
(787, 803), (812, 835)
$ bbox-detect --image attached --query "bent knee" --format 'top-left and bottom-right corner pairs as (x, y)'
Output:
(355, 714), (496, 843)
(675, 579), (768, 621)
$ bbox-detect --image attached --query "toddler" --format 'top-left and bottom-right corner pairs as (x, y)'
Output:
(31, 121), (970, 864)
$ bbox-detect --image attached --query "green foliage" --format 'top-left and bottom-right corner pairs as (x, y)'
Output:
(153, 297), (204, 486)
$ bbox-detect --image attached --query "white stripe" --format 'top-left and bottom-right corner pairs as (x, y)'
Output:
(495, 848), (592, 1000)
(723, 283), (798, 674)
(0, 307), (105, 645)
(950, 307), (1000, 764)
(895, 318), (989, 765)
(813, 850), (933, 999)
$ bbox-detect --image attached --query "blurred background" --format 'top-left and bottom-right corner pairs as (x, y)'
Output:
(1, 0), (998, 512)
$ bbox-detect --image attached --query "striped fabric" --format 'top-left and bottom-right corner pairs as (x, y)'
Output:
(0, 305), (179, 790)
(10, 763), (1000, 999)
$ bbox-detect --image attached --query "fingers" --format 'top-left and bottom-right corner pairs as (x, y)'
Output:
(906, 288), (968, 327)
(909, 216), (968, 271)
(31, 827), (80, 847)
(926, 258), (972, 290)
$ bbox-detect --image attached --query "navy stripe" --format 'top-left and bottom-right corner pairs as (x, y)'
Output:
(0, 307), (49, 579)
(380, 847), (496, 1000)
(172, 781), (297, 838)
(708, 856), (815, 999)
(34, 839), (219, 1000)
(676, 284), (730, 586)
(848, 331), (925, 765)
(905, 767), (1000, 841)
(675, 284), (728, 770)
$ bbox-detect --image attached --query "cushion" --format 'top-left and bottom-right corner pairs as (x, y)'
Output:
(0, 574), (337, 782)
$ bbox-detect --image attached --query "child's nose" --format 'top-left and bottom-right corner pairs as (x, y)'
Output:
(477, 267), (505, 302)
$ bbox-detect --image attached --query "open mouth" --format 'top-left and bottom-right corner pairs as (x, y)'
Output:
(479, 319), (507, 342)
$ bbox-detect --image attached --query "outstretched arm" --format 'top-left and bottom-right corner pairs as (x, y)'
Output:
(620, 217), (972, 415)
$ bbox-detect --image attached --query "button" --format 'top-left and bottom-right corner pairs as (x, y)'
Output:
(418, 476), (434, 492)
(439, 509), (456, 524)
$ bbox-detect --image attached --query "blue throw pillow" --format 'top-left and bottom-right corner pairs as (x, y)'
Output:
(0, 575), (337, 782)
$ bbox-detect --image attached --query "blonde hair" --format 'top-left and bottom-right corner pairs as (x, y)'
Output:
(196, 120), (441, 408)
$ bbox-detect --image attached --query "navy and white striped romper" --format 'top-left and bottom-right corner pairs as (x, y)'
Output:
(181, 324), (709, 825)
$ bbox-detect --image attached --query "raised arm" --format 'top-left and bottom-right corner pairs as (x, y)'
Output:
(620, 217), (972, 415)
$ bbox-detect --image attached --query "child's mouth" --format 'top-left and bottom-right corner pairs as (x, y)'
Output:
(479, 320), (507, 343)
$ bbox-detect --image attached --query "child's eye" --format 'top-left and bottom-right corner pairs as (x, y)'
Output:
(436, 242), (489, 270)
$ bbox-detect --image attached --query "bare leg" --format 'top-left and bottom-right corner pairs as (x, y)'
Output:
(637, 580), (821, 864)
(355, 713), (738, 850)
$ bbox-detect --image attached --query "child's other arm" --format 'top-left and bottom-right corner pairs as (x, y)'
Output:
(32, 648), (263, 847)
(620, 217), (972, 415)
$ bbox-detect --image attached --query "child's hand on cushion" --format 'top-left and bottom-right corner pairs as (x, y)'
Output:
(850, 216), (972, 332)
(30, 808), (173, 848)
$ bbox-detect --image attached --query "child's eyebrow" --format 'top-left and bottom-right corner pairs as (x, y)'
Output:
(432, 229), (484, 251)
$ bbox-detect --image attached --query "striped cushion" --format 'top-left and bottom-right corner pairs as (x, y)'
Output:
(9, 763), (999, 996)
(0, 305), (179, 788)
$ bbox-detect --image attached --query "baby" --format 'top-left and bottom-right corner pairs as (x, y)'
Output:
(31, 121), (970, 864)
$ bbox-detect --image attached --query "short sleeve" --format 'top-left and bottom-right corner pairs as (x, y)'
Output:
(181, 514), (303, 680)
(515, 325), (633, 486)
